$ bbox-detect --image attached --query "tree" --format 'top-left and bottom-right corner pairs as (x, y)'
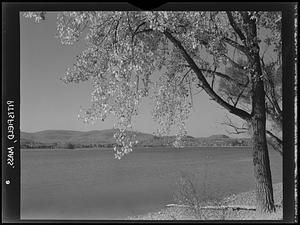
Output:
(24, 11), (282, 213)
(65, 142), (75, 149)
(218, 43), (282, 156)
(218, 59), (282, 154)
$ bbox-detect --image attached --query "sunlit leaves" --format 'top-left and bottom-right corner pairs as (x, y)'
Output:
(23, 12), (45, 23)
(56, 12), (90, 45)
(152, 73), (192, 147)
(24, 10), (282, 158)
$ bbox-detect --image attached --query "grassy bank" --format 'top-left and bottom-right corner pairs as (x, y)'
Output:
(128, 183), (282, 220)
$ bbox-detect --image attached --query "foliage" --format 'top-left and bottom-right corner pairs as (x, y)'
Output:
(65, 143), (75, 149)
(218, 58), (251, 107)
(173, 173), (202, 218)
(218, 48), (282, 152)
(23, 11), (281, 159)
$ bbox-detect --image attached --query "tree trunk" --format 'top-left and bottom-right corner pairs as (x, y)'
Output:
(250, 61), (276, 214)
(251, 117), (276, 213)
(238, 11), (276, 214)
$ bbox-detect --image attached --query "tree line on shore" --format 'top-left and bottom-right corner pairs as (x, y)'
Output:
(21, 136), (252, 149)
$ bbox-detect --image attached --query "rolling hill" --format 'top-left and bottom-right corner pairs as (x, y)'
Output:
(21, 129), (155, 148)
(20, 129), (251, 149)
(21, 130), (84, 143)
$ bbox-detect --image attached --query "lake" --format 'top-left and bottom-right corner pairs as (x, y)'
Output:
(21, 147), (282, 220)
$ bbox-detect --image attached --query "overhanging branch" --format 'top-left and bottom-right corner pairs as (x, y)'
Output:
(163, 30), (251, 121)
(226, 11), (247, 44)
(223, 37), (248, 55)
(199, 68), (248, 87)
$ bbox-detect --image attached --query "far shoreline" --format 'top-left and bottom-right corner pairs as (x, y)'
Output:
(21, 146), (253, 151)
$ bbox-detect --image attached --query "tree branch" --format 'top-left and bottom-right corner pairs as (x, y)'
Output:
(96, 21), (115, 47)
(261, 58), (282, 116)
(163, 30), (251, 121)
(221, 114), (249, 135)
(199, 68), (248, 87)
(266, 130), (283, 156)
(226, 11), (247, 43)
(266, 130), (282, 146)
(223, 37), (248, 55)
(188, 74), (194, 107)
(234, 88), (246, 107)
(265, 103), (282, 132)
(131, 22), (153, 42)
(126, 12), (134, 39)
(222, 54), (247, 71)
(113, 19), (121, 48)
(234, 78), (250, 107)
(179, 68), (192, 85)
(135, 28), (153, 35)
(211, 72), (215, 90)
(265, 92), (281, 123)
(134, 21), (146, 34)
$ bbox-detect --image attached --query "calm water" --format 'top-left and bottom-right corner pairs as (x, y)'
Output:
(21, 147), (282, 220)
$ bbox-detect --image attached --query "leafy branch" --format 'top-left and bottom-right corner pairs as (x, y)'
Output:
(163, 29), (252, 121)
(226, 11), (247, 44)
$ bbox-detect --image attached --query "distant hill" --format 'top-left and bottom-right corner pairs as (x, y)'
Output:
(21, 129), (154, 148)
(22, 130), (84, 143)
(21, 129), (251, 149)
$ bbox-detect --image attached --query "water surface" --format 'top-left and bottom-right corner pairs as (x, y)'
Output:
(21, 147), (282, 220)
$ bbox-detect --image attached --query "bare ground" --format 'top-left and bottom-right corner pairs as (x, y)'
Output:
(128, 183), (282, 220)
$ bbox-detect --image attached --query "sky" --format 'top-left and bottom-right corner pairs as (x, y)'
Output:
(20, 12), (248, 138)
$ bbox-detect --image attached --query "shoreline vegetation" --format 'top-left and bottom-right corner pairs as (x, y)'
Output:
(21, 129), (252, 149)
(21, 146), (252, 151)
(128, 183), (282, 220)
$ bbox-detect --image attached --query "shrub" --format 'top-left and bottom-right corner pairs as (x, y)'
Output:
(173, 172), (203, 219)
